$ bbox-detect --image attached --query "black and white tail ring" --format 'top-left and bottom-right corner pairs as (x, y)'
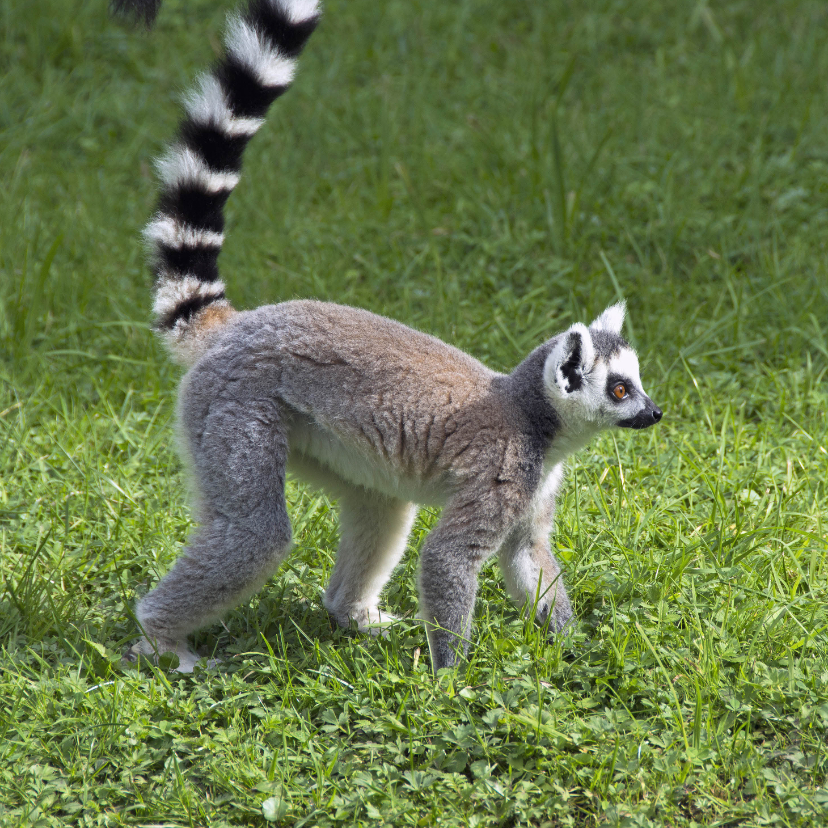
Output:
(144, 0), (321, 359)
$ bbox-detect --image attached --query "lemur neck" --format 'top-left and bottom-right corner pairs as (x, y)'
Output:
(543, 423), (600, 469)
(504, 343), (561, 443)
(505, 342), (603, 468)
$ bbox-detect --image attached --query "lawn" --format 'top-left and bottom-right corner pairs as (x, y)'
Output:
(1, 0), (828, 825)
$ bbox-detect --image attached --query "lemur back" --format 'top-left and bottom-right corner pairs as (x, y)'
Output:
(126, 0), (662, 673)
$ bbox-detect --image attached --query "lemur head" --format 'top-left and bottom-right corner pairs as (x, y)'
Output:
(543, 302), (662, 433)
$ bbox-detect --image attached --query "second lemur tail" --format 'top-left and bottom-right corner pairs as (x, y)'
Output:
(144, 0), (321, 365)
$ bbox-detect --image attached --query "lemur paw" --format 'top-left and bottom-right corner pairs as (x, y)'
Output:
(362, 608), (401, 639)
(539, 602), (574, 641)
(328, 605), (400, 639)
(123, 637), (217, 673)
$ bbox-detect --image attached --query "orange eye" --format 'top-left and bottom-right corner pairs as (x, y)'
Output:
(612, 383), (626, 400)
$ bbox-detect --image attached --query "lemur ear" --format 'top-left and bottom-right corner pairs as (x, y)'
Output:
(544, 323), (596, 395)
(590, 301), (626, 335)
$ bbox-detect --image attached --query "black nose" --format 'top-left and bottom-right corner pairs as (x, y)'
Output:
(651, 406), (663, 423)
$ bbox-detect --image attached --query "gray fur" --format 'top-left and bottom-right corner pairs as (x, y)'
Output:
(130, 299), (661, 671)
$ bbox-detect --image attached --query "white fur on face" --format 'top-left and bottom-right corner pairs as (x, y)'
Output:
(576, 359), (610, 424)
(184, 74), (265, 137)
(156, 145), (240, 193)
(225, 16), (297, 88)
(607, 347), (642, 390)
(544, 328), (654, 451)
(601, 347), (654, 423)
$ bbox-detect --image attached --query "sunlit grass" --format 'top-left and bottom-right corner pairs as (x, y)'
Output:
(1, 0), (828, 825)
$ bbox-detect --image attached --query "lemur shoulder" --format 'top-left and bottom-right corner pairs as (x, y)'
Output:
(121, 0), (663, 672)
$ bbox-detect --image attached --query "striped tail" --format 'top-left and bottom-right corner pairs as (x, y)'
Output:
(144, 0), (321, 364)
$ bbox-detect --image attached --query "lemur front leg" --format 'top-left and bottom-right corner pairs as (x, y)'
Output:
(419, 486), (528, 670)
(497, 463), (573, 636)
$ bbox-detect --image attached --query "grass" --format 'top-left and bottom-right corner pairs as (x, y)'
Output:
(1, 0), (828, 824)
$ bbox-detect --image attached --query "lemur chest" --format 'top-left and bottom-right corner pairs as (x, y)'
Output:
(543, 424), (601, 469)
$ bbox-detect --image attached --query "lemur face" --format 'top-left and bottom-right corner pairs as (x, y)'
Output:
(542, 302), (662, 432)
(597, 341), (662, 430)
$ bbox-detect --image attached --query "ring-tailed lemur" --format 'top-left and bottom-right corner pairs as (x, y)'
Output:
(124, 0), (662, 672)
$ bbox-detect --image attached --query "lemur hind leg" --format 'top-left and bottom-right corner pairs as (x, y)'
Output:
(323, 491), (416, 635)
(128, 395), (292, 672)
(497, 464), (573, 636)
